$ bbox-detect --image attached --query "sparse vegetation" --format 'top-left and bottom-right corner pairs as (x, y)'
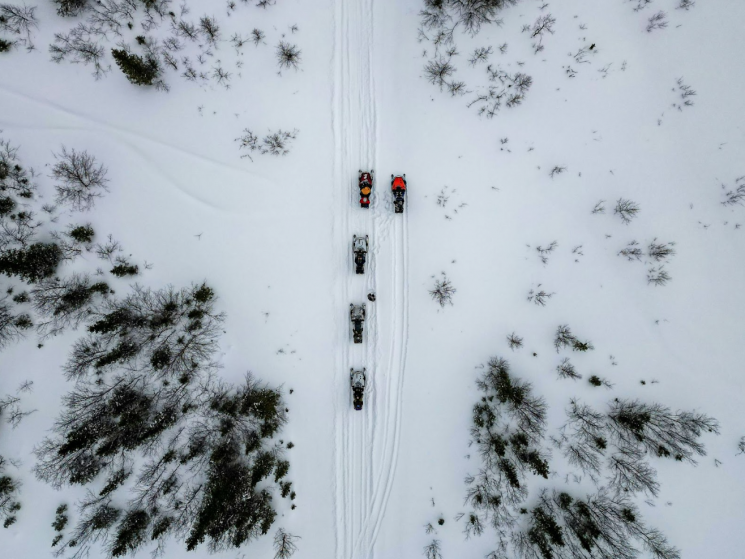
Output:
(429, 272), (456, 307)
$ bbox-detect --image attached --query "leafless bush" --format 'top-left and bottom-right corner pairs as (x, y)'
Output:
(273, 528), (299, 559)
(536, 241), (557, 264)
(199, 15), (220, 45)
(721, 176), (745, 206)
(507, 332), (523, 350)
(468, 45), (492, 65)
(556, 358), (581, 380)
(50, 24), (108, 79)
(549, 165), (566, 178)
(51, 147), (109, 211)
(527, 288), (553, 306)
(529, 13), (555, 52)
(646, 11), (668, 32)
(648, 239), (675, 262)
(737, 436), (745, 455)
(251, 28), (265, 45)
(592, 200), (605, 214)
(276, 40), (301, 70)
(554, 324), (593, 353)
(236, 128), (299, 160)
(614, 198), (640, 224)
(618, 240), (643, 261)
(424, 539), (442, 559)
(0, 298), (32, 349)
(429, 272), (456, 307)
(676, 77), (696, 106)
(0, 3), (38, 48)
(647, 266), (671, 286)
(424, 57), (455, 89)
(677, 0), (695, 10)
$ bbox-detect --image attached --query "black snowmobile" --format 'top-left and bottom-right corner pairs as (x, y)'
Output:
(353, 235), (369, 274)
(350, 368), (366, 411)
(391, 174), (407, 214)
(350, 303), (366, 344)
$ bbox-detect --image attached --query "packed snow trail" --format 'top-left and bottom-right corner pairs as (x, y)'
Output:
(331, 0), (409, 557)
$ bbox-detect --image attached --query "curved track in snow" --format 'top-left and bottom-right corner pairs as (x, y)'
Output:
(331, 0), (409, 557)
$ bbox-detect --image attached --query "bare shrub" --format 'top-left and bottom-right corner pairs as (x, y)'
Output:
(618, 241), (643, 261)
(647, 266), (671, 286)
(0, 3), (38, 48)
(236, 129), (298, 160)
(276, 40), (301, 70)
(51, 147), (108, 211)
(614, 198), (640, 224)
(429, 273), (456, 307)
(556, 358), (581, 380)
(424, 539), (442, 559)
(424, 57), (455, 89)
(507, 332), (523, 350)
(722, 176), (745, 206)
(273, 528), (299, 559)
(647, 239), (675, 262)
(646, 11), (668, 32)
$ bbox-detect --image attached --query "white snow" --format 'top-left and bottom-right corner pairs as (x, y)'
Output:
(2, 0), (745, 558)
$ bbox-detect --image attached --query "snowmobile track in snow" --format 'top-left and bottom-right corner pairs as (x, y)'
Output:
(331, 0), (409, 557)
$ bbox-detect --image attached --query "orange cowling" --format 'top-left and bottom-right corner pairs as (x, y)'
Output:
(392, 177), (406, 191)
(360, 186), (371, 195)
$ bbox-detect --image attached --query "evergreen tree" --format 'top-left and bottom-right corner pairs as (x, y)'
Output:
(111, 48), (160, 86)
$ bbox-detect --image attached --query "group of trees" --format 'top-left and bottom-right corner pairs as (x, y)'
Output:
(47, 0), (301, 90)
(0, 137), (295, 557)
(418, 0), (535, 118)
(465, 356), (719, 559)
(0, 137), (119, 347)
(35, 284), (292, 558)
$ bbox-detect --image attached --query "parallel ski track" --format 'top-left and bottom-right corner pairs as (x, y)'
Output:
(332, 0), (408, 557)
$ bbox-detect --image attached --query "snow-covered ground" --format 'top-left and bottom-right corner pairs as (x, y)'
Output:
(2, 0), (745, 558)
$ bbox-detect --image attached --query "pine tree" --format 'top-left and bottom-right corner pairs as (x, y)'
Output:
(111, 49), (160, 86)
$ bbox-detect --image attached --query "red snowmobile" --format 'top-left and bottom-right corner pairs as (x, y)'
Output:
(391, 174), (406, 213)
(359, 170), (374, 208)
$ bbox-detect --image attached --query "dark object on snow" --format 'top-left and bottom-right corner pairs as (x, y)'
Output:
(350, 368), (366, 410)
(391, 174), (407, 213)
(350, 303), (366, 343)
(359, 170), (374, 208)
(353, 235), (369, 274)
(367, 292), (376, 302)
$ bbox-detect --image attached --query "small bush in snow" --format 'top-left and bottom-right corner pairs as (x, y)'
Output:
(647, 266), (671, 286)
(646, 11), (668, 32)
(722, 176), (745, 206)
(614, 198), (640, 224)
(429, 273), (456, 307)
(236, 128), (299, 160)
(507, 332), (523, 350)
(424, 539), (442, 559)
(276, 40), (301, 70)
(557, 357), (581, 380)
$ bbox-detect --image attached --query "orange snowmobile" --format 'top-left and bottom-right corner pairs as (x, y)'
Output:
(359, 170), (373, 208)
(391, 174), (407, 213)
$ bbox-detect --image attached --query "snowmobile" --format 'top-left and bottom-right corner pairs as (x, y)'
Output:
(391, 174), (407, 213)
(359, 170), (374, 208)
(350, 368), (366, 411)
(353, 235), (369, 274)
(350, 303), (366, 343)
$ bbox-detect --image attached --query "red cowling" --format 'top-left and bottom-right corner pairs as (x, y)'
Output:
(359, 173), (373, 186)
(392, 176), (406, 191)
